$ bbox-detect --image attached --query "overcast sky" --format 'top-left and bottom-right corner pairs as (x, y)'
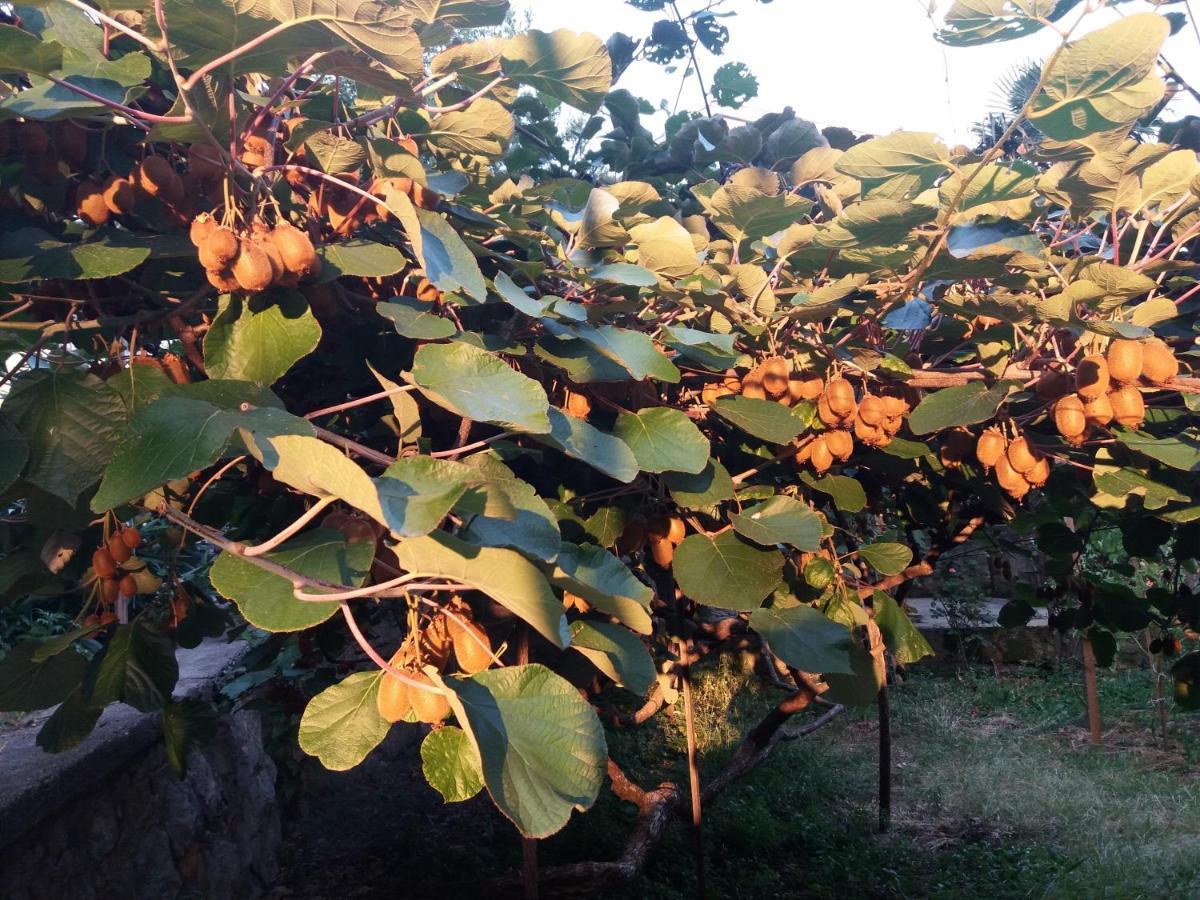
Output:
(520, 0), (1200, 146)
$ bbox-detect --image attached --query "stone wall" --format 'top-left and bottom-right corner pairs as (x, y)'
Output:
(0, 641), (281, 899)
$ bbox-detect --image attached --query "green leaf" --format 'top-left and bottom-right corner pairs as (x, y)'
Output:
(661, 327), (739, 371)
(730, 496), (822, 550)
(664, 460), (736, 510)
(750, 605), (857, 675)
(87, 618), (179, 713)
(395, 532), (569, 648)
(459, 457), (561, 562)
(937, 0), (1056, 45)
(93, 398), (312, 511)
(299, 670), (391, 772)
(375, 456), (470, 537)
(1030, 14), (1169, 140)
(4, 370), (126, 503)
(0, 413), (28, 494)
(588, 263), (658, 287)
(548, 323), (680, 383)
(410, 341), (551, 434)
(710, 61), (759, 109)
(703, 184), (810, 244)
(870, 591), (933, 664)
(413, 207), (487, 302)
(907, 381), (1017, 435)
(537, 407), (639, 484)
(673, 532), (784, 611)
(0, 25), (63, 77)
(858, 542), (913, 576)
(548, 542), (653, 635)
(376, 297), (457, 340)
(613, 407), (709, 474)
(444, 664), (607, 838)
(501, 29), (612, 113)
(628, 217), (701, 278)
(0, 228), (151, 282)
(256, 434), (387, 525)
(302, 130), (366, 175)
(0, 641), (87, 712)
(35, 687), (102, 754)
(712, 396), (807, 444)
(421, 726), (484, 803)
(569, 621), (655, 695)
(204, 292), (321, 386)
(161, 699), (219, 776)
(106, 365), (176, 417)
(808, 474), (867, 513)
(318, 239), (409, 277)
(210, 530), (374, 632)
(428, 98), (514, 157)
(1114, 430), (1200, 472)
(835, 132), (950, 198)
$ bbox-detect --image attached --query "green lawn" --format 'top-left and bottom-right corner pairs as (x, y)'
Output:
(534, 657), (1200, 899)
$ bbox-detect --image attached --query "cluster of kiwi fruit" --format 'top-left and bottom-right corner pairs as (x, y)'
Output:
(1053, 338), (1178, 444)
(613, 513), (687, 566)
(969, 427), (1051, 501)
(190, 211), (322, 292)
(87, 527), (145, 625)
(792, 379), (913, 472)
(376, 598), (494, 725)
(76, 147), (223, 229)
(702, 356), (822, 407)
(0, 120), (89, 186)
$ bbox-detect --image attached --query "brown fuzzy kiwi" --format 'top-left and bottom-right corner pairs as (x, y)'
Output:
(616, 520), (646, 555)
(824, 378), (856, 418)
(646, 515), (672, 543)
(649, 537), (675, 567)
(409, 672), (451, 723)
(1109, 385), (1145, 429)
(257, 235), (285, 283)
(939, 428), (974, 468)
(722, 370), (743, 393)
(1140, 338), (1178, 385)
(448, 618), (493, 674)
(76, 180), (109, 226)
(271, 223), (320, 278)
(854, 417), (887, 448)
(1035, 369), (1073, 401)
(1025, 456), (1051, 488)
(666, 517), (687, 545)
(102, 175), (136, 215)
(1083, 392), (1113, 427)
(99, 577), (120, 606)
(788, 373), (824, 402)
(161, 353), (190, 385)
(810, 436), (834, 473)
(206, 267), (240, 292)
(232, 240), (274, 292)
(118, 573), (138, 597)
(56, 122), (87, 166)
(17, 122), (49, 156)
(741, 378), (767, 400)
(995, 455), (1029, 498)
(187, 142), (224, 182)
(817, 394), (844, 427)
(701, 384), (734, 405)
(793, 440), (813, 465)
(1106, 340), (1144, 385)
(857, 395), (886, 427)
(120, 527), (142, 549)
(881, 414), (904, 436)
(92, 548), (117, 579)
(1075, 354), (1110, 399)
(760, 356), (789, 397)
(879, 392), (910, 418)
(1006, 436), (1039, 474)
(564, 390), (591, 418)
(189, 212), (216, 248)
(1054, 394), (1087, 440)
(136, 155), (183, 204)
(107, 533), (132, 564)
(564, 591), (591, 613)
(239, 133), (271, 168)
(976, 428), (1006, 469)
(825, 428), (854, 461)
(377, 652), (412, 723)
(199, 226), (240, 269)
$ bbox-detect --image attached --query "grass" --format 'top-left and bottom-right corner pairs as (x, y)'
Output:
(532, 656), (1200, 899)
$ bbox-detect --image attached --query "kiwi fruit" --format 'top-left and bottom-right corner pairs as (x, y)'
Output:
(564, 390), (591, 418)
(99, 577), (120, 606)
(857, 395), (885, 426)
(1035, 369), (1072, 401)
(939, 428), (973, 468)
(994, 455), (1028, 498)
(271, 223), (321, 279)
(448, 618), (493, 675)
(118, 574), (138, 597)
(102, 175), (136, 215)
(616, 520), (646, 555)
(1054, 394), (1087, 441)
(854, 417), (888, 448)
(199, 226), (240, 269)
(564, 591), (591, 614)
(788, 373), (824, 402)
(1025, 456), (1051, 488)
(239, 133), (272, 168)
(741, 369), (767, 400)
(17, 122), (49, 156)
(189, 212), (216, 248)
(760, 356), (790, 397)
(377, 662), (413, 723)
(232, 240), (274, 292)
(107, 533), (132, 564)
(120, 527), (142, 549)
(1140, 338), (1178, 385)
(206, 267), (240, 292)
(701, 384), (734, 405)
(409, 673), (451, 723)
(881, 414), (904, 436)
(1109, 384), (1145, 429)
(1083, 392), (1114, 427)
(1106, 340), (1143, 384)
(976, 428), (1006, 469)
(825, 428), (854, 461)
(256, 234), (285, 283)
(649, 536), (675, 567)
(1075, 354), (1109, 399)
(56, 122), (87, 166)
(810, 435), (834, 473)
(646, 515), (672, 543)
(76, 179), (109, 226)
(136, 155), (184, 204)
(880, 393), (910, 417)
(92, 548), (117, 579)
(824, 378), (856, 418)
(1006, 436), (1039, 474)
(666, 517), (687, 545)
(187, 142), (224, 182)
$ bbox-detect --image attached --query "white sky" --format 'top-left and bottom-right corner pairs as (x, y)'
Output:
(520, 0), (1200, 146)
